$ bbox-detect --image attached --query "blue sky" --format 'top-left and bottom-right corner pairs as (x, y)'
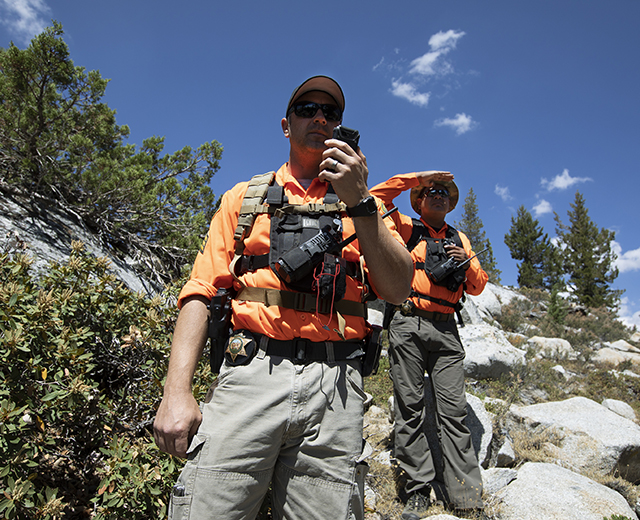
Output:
(2, 0), (639, 328)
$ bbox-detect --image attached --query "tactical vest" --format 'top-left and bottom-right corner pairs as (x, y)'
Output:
(408, 218), (466, 293)
(228, 172), (372, 326)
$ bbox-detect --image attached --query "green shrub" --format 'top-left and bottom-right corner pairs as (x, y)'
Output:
(0, 242), (209, 519)
(563, 306), (631, 347)
(495, 297), (536, 334)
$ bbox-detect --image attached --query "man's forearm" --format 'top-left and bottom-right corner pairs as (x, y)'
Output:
(163, 295), (210, 396)
(154, 295), (210, 457)
(352, 214), (413, 305)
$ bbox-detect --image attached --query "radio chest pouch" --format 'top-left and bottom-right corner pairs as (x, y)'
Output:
(270, 211), (345, 294)
(409, 220), (466, 293)
(231, 177), (359, 303)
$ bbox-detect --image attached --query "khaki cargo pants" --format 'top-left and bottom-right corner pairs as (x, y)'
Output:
(168, 354), (368, 520)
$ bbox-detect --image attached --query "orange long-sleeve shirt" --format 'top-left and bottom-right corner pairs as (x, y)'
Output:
(178, 163), (404, 341)
(370, 172), (487, 314)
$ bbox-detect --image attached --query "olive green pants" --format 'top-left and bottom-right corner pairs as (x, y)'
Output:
(388, 313), (483, 509)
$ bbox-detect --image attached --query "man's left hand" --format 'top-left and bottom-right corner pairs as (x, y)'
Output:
(444, 244), (470, 269)
(319, 138), (369, 208)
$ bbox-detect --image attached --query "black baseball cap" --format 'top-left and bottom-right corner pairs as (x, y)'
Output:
(286, 75), (345, 116)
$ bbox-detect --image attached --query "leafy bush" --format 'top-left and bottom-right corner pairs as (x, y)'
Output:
(0, 242), (210, 519)
(495, 297), (535, 334)
(563, 306), (631, 347)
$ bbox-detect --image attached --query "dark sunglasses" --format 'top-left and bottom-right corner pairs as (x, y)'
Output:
(424, 187), (450, 198)
(287, 102), (342, 122)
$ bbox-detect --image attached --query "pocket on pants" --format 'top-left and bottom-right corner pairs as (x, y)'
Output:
(169, 492), (191, 520)
(349, 460), (369, 520)
(168, 434), (208, 520)
(346, 363), (367, 402)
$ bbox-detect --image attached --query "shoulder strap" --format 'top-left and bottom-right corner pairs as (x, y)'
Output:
(233, 171), (276, 246)
(406, 218), (429, 252)
(234, 172), (347, 245)
(445, 224), (463, 248)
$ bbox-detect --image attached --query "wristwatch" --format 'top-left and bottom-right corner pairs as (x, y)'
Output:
(347, 195), (378, 218)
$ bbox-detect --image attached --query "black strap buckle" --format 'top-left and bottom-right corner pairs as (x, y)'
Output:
(291, 292), (332, 314)
(239, 255), (254, 273)
(316, 297), (332, 314)
(293, 338), (307, 362)
(293, 292), (311, 312)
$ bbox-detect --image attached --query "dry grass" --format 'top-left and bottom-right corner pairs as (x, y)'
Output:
(511, 424), (564, 463)
(365, 459), (404, 519)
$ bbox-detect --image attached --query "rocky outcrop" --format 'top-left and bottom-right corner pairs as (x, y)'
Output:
(488, 462), (638, 520)
(507, 396), (640, 482)
(459, 322), (526, 379)
(1, 189), (160, 295)
(527, 335), (577, 360)
(363, 282), (640, 519)
(365, 392), (640, 519)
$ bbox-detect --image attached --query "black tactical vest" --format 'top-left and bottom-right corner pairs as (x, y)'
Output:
(408, 218), (466, 293)
(233, 179), (365, 300)
(268, 184), (345, 294)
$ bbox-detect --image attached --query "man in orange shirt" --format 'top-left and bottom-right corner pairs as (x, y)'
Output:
(370, 171), (487, 519)
(153, 76), (413, 520)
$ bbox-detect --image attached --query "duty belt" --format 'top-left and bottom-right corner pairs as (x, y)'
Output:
(253, 333), (365, 363)
(396, 301), (454, 322)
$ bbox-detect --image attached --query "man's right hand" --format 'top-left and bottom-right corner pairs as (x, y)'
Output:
(153, 295), (209, 458)
(153, 392), (202, 458)
(416, 170), (454, 187)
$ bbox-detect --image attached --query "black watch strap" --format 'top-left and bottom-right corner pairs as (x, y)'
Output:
(347, 195), (378, 218)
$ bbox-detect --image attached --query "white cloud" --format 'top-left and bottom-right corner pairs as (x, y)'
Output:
(385, 29), (466, 110)
(0, 0), (50, 45)
(409, 51), (442, 76)
(390, 80), (430, 107)
(409, 30), (465, 77)
(495, 184), (513, 202)
(618, 297), (640, 329)
(612, 242), (640, 273)
(430, 29), (466, 51)
(433, 113), (476, 135)
(541, 168), (593, 191)
(533, 199), (552, 217)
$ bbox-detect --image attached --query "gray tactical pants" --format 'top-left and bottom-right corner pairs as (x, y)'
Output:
(168, 354), (368, 520)
(388, 312), (483, 509)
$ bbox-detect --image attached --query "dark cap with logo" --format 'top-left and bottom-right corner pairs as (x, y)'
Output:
(286, 75), (345, 116)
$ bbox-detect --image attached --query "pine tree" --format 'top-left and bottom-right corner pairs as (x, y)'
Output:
(547, 283), (568, 324)
(454, 188), (502, 284)
(554, 191), (622, 308)
(541, 241), (565, 292)
(504, 205), (556, 289)
(0, 23), (223, 278)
